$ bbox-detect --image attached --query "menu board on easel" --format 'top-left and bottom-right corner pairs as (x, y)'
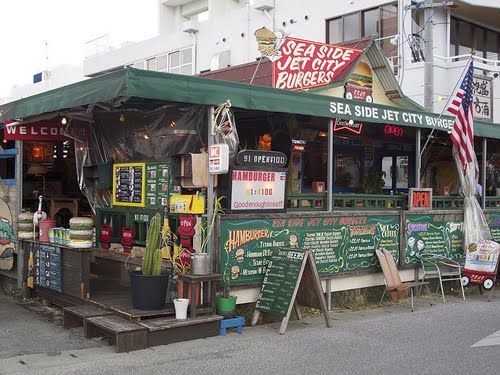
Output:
(251, 249), (330, 334)
(112, 162), (146, 207)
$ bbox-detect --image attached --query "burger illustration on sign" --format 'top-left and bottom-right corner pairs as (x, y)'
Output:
(344, 62), (373, 102)
(255, 27), (277, 57)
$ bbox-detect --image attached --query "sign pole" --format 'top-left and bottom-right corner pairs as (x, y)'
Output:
(415, 129), (421, 188)
(482, 138), (487, 209)
(327, 119), (333, 212)
(207, 106), (215, 263)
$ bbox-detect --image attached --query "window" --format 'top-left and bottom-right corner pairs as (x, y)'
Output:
(0, 129), (16, 186)
(128, 46), (194, 75)
(146, 57), (157, 71)
(169, 47), (193, 75)
(157, 55), (168, 71)
(326, 3), (398, 67)
(450, 17), (500, 60)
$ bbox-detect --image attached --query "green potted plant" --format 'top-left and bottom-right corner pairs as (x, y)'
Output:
(129, 213), (169, 310)
(358, 168), (386, 194)
(215, 272), (237, 318)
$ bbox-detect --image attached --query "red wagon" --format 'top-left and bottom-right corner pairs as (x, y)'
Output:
(461, 240), (500, 290)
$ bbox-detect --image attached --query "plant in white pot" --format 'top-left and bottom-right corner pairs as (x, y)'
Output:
(129, 213), (169, 310)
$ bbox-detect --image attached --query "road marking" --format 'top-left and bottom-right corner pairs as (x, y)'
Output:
(471, 330), (500, 347)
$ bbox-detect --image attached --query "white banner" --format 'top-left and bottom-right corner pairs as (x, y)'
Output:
(231, 170), (286, 211)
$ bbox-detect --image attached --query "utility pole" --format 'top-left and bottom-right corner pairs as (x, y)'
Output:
(407, 1), (453, 187)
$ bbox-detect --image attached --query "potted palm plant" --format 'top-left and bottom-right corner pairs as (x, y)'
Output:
(129, 213), (169, 310)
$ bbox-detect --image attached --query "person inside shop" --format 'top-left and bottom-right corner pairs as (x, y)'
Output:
(486, 183), (497, 196)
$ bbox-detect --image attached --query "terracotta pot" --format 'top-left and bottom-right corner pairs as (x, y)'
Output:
(176, 278), (201, 305)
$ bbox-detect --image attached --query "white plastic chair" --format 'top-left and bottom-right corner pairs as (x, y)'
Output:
(420, 253), (465, 303)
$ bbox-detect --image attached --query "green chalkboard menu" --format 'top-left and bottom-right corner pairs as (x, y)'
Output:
(144, 162), (171, 208)
(403, 213), (465, 265)
(255, 249), (305, 316)
(34, 243), (62, 292)
(486, 212), (500, 243)
(220, 214), (400, 286)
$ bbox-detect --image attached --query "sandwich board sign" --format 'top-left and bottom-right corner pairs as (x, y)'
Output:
(251, 249), (330, 334)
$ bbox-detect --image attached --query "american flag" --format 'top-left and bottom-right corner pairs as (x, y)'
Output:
(447, 61), (476, 172)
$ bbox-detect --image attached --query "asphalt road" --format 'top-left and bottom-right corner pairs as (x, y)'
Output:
(0, 291), (499, 375)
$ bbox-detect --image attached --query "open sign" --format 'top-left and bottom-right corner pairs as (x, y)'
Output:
(409, 188), (433, 210)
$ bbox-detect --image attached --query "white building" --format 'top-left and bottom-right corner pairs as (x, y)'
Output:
(82, 0), (500, 123)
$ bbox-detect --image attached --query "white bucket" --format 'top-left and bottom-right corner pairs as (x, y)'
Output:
(173, 298), (189, 319)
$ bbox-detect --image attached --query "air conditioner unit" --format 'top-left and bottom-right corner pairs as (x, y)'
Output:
(253, 0), (274, 11)
(210, 50), (231, 71)
(182, 20), (199, 33)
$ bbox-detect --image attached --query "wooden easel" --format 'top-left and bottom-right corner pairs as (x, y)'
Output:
(251, 251), (330, 334)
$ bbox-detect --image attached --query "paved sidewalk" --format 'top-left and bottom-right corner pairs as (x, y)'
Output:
(0, 294), (101, 361)
(0, 291), (499, 374)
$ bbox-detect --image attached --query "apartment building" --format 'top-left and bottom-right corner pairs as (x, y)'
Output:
(82, 1), (500, 122)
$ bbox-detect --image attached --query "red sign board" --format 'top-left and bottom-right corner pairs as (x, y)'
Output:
(3, 121), (68, 141)
(273, 37), (362, 91)
(409, 188), (433, 210)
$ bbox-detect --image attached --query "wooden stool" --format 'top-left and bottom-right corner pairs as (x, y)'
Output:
(179, 273), (220, 318)
(220, 316), (245, 336)
(84, 315), (147, 353)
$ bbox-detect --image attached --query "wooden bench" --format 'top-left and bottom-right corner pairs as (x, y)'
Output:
(84, 315), (147, 353)
(63, 305), (114, 328)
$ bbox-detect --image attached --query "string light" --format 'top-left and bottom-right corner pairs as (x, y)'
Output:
(61, 117), (67, 125)
(2, 139), (7, 144)
(144, 134), (150, 140)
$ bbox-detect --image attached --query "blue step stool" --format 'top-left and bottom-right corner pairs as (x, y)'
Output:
(220, 316), (245, 336)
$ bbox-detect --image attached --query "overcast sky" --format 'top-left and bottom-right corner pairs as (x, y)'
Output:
(0, 0), (157, 98)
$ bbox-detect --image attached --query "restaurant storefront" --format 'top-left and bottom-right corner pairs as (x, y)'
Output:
(0, 42), (499, 345)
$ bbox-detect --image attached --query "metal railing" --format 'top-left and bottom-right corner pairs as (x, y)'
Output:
(286, 194), (500, 212)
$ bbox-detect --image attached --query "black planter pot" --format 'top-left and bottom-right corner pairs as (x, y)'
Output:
(129, 271), (169, 310)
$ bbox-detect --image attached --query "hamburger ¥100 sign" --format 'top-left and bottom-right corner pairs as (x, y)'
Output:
(272, 37), (362, 91)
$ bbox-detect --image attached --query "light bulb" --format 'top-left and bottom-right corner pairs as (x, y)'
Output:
(348, 119), (354, 125)
(119, 113), (125, 122)
(61, 117), (67, 125)
(144, 134), (150, 140)
(2, 139), (7, 143)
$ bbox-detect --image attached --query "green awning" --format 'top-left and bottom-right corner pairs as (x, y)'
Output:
(1, 67), (499, 139)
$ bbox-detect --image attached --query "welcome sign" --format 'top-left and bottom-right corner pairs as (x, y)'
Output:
(3, 120), (68, 141)
(273, 37), (362, 91)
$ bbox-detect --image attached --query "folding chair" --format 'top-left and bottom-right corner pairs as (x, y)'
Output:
(420, 253), (465, 303)
(376, 249), (432, 312)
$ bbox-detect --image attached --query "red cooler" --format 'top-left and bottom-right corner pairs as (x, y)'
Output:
(39, 219), (56, 242)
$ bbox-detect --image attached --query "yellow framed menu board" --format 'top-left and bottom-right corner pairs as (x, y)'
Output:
(112, 162), (146, 207)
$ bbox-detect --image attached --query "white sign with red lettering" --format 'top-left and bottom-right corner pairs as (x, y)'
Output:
(231, 169), (286, 211)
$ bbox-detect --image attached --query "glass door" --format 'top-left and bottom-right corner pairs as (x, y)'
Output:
(380, 153), (413, 193)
